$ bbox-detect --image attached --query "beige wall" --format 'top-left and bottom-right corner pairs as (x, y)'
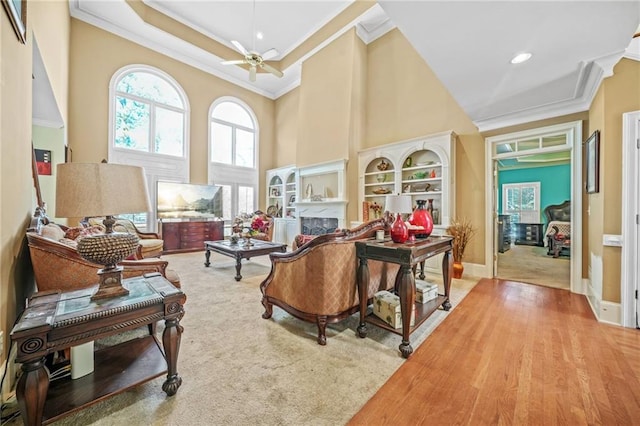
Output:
(274, 87), (300, 167)
(590, 59), (640, 303)
(296, 29), (357, 166)
(0, 0), (70, 372)
(69, 19), (276, 208)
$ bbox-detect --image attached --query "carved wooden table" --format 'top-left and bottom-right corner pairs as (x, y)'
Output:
(10, 273), (186, 426)
(356, 236), (453, 358)
(204, 239), (287, 281)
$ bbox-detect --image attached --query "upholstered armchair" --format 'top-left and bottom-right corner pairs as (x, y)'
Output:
(86, 217), (164, 258)
(260, 219), (399, 345)
(27, 222), (180, 292)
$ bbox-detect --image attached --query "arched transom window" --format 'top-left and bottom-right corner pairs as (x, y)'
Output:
(211, 101), (256, 167)
(114, 70), (187, 157)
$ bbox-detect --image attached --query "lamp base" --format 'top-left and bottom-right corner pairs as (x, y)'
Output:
(91, 266), (130, 300)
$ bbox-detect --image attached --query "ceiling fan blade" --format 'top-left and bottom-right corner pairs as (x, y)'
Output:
(249, 65), (257, 82)
(260, 48), (278, 61)
(260, 63), (283, 78)
(221, 60), (246, 65)
(231, 40), (248, 55)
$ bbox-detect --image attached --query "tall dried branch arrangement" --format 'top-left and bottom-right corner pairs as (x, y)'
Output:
(446, 217), (476, 262)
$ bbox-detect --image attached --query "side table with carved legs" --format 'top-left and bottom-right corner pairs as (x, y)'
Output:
(11, 273), (185, 426)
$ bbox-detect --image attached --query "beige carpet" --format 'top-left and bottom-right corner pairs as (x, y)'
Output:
(12, 251), (478, 426)
(497, 243), (570, 289)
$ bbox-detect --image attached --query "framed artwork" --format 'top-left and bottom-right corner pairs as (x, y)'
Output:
(34, 149), (52, 175)
(585, 130), (600, 194)
(2, 0), (27, 44)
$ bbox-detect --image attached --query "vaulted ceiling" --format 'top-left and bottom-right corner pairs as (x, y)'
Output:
(38, 1), (640, 131)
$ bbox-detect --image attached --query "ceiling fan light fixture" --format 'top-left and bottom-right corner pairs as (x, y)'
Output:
(511, 52), (532, 64)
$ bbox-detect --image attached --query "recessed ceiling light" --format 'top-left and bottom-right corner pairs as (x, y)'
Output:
(511, 53), (532, 64)
(256, 32), (264, 40)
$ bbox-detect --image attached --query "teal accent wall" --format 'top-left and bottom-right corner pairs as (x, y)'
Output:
(498, 164), (571, 222)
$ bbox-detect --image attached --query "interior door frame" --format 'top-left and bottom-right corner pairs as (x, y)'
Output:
(484, 120), (583, 294)
(621, 111), (640, 328)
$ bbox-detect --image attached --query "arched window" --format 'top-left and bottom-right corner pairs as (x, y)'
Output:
(109, 65), (190, 231)
(211, 101), (256, 167)
(209, 98), (258, 231)
(113, 69), (187, 157)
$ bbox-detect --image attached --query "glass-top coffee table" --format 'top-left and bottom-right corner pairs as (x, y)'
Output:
(204, 239), (287, 281)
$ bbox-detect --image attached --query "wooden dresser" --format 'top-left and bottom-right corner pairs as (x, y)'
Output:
(160, 220), (224, 253)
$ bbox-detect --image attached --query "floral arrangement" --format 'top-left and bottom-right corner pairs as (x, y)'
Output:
(446, 217), (476, 263)
(233, 213), (269, 236)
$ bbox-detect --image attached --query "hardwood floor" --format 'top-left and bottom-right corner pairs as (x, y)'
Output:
(348, 279), (640, 425)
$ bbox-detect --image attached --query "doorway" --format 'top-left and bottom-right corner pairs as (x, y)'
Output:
(485, 121), (583, 294)
(621, 111), (640, 328)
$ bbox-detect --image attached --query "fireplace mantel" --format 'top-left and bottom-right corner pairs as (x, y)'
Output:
(296, 200), (348, 230)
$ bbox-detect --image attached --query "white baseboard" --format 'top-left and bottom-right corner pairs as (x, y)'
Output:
(599, 301), (621, 325)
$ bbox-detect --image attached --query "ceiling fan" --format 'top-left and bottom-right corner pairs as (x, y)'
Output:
(222, 41), (283, 82)
(221, 0), (283, 82)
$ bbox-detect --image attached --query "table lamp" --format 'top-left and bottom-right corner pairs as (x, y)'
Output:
(56, 163), (151, 300)
(385, 194), (413, 243)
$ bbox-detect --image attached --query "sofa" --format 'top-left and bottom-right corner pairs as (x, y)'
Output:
(260, 219), (399, 345)
(27, 216), (180, 292)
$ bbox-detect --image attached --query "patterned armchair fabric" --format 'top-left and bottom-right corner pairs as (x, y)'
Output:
(260, 219), (398, 345)
(27, 222), (180, 292)
(86, 217), (164, 258)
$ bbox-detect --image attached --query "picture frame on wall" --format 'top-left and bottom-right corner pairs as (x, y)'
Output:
(585, 130), (600, 194)
(34, 149), (52, 176)
(2, 0), (27, 44)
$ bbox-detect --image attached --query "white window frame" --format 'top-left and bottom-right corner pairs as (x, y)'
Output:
(502, 182), (541, 224)
(108, 64), (190, 232)
(208, 97), (259, 227)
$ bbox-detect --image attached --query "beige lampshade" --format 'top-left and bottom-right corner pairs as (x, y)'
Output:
(55, 163), (151, 218)
(385, 194), (412, 214)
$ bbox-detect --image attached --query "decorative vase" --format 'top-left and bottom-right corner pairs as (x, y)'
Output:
(453, 261), (464, 279)
(390, 213), (409, 243)
(409, 200), (434, 238)
(242, 234), (254, 247)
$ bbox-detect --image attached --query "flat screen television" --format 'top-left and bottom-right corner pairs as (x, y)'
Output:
(157, 181), (223, 219)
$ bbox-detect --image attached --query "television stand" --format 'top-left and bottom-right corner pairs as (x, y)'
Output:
(160, 219), (224, 254)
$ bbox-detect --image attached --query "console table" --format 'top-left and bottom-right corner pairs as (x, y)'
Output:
(355, 236), (453, 358)
(10, 274), (186, 426)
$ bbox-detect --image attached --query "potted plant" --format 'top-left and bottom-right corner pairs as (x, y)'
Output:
(446, 217), (476, 278)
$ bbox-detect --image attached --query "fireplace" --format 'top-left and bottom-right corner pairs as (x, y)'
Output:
(296, 200), (347, 235)
(301, 217), (339, 235)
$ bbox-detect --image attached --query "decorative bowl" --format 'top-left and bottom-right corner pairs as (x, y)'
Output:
(372, 188), (392, 195)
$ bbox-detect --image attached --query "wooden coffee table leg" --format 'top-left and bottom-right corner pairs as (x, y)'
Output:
(234, 254), (243, 281)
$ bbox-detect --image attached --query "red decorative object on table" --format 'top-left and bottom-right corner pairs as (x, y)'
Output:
(390, 213), (409, 243)
(409, 200), (433, 238)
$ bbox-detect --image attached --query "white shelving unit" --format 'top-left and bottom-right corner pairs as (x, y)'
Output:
(266, 165), (298, 247)
(358, 131), (456, 233)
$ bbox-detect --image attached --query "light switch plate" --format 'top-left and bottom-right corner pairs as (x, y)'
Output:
(602, 234), (623, 247)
